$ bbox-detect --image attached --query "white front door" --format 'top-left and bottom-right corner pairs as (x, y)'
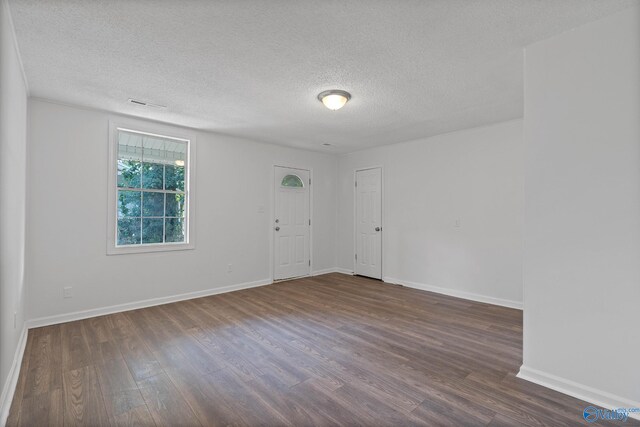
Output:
(356, 168), (382, 279)
(274, 166), (310, 280)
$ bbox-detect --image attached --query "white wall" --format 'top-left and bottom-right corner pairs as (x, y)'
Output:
(337, 120), (524, 307)
(26, 99), (337, 322)
(521, 7), (640, 407)
(0, 0), (28, 417)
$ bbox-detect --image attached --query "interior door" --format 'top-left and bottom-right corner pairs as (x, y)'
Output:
(274, 166), (310, 280)
(356, 168), (382, 279)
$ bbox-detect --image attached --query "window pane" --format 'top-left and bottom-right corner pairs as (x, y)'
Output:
(118, 218), (141, 245)
(142, 163), (164, 189)
(165, 164), (185, 191)
(281, 174), (303, 187)
(142, 192), (164, 217)
(118, 132), (143, 158)
(117, 191), (141, 218)
(114, 129), (190, 250)
(164, 140), (186, 190)
(165, 218), (185, 243)
(142, 218), (164, 244)
(118, 131), (143, 188)
(119, 131), (143, 158)
(165, 193), (185, 217)
(143, 135), (167, 162)
(117, 160), (141, 188)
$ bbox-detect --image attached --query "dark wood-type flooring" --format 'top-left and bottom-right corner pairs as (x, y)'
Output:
(7, 273), (625, 426)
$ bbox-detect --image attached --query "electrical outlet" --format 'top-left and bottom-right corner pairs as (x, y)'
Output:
(13, 312), (17, 329)
(63, 286), (73, 298)
(454, 218), (461, 228)
(227, 264), (233, 273)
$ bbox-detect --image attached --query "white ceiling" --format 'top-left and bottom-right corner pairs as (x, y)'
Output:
(8, 0), (637, 153)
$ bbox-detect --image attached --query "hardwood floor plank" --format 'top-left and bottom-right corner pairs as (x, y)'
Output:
(200, 367), (291, 426)
(488, 413), (530, 426)
(16, 387), (63, 427)
(22, 326), (62, 399)
(136, 371), (201, 427)
(412, 397), (489, 427)
(111, 405), (157, 426)
(247, 372), (335, 426)
(82, 316), (121, 364)
(94, 356), (148, 419)
(287, 378), (366, 426)
(160, 365), (240, 426)
(60, 321), (92, 372)
(62, 365), (109, 426)
(109, 312), (164, 382)
(331, 382), (427, 426)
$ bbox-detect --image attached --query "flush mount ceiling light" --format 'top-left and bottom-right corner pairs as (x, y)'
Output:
(317, 90), (351, 111)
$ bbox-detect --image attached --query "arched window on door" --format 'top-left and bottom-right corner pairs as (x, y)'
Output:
(281, 174), (304, 188)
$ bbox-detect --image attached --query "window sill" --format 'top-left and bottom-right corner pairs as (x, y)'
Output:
(107, 242), (195, 255)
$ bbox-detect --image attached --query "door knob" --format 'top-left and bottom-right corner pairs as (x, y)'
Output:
(375, 227), (381, 231)
(275, 226), (280, 231)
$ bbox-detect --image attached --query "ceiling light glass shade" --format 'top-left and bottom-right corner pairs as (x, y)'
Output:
(322, 94), (348, 110)
(318, 90), (351, 110)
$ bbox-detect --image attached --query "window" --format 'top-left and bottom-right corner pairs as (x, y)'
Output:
(281, 174), (304, 188)
(108, 122), (195, 254)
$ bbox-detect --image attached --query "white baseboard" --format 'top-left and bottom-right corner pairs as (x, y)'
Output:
(26, 269), (357, 329)
(311, 268), (338, 276)
(517, 365), (640, 421)
(0, 326), (28, 426)
(383, 276), (523, 310)
(311, 268), (353, 276)
(26, 278), (272, 329)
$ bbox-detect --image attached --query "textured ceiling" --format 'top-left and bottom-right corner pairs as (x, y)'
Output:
(8, 0), (637, 153)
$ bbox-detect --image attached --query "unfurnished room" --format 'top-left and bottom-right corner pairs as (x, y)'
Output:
(1, 1), (639, 426)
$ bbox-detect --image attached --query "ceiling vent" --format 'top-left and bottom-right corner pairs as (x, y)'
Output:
(127, 98), (167, 109)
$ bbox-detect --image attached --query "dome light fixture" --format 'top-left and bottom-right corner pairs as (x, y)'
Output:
(318, 90), (351, 111)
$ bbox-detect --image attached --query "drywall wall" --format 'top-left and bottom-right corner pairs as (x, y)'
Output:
(337, 120), (524, 307)
(521, 6), (640, 407)
(26, 99), (338, 322)
(0, 0), (28, 418)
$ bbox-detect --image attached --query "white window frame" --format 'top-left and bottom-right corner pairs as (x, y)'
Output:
(107, 119), (196, 255)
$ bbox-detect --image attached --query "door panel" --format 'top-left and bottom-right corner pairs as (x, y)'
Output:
(356, 168), (382, 279)
(278, 236), (290, 266)
(274, 167), (310, 280)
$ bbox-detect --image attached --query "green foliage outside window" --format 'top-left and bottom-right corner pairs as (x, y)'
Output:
(116, 158), (186, 246)
(142, 163), (164, 189)
(165, 165), (185, 191)
(118, 160), (141, 188)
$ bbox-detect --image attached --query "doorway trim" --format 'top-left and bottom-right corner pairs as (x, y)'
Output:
(270, 164), (313, 282)
(353, 166), (384, 278)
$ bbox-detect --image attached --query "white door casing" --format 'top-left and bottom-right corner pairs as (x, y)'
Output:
(355, 167), (382, 279)
(274, 166), (310, 280)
